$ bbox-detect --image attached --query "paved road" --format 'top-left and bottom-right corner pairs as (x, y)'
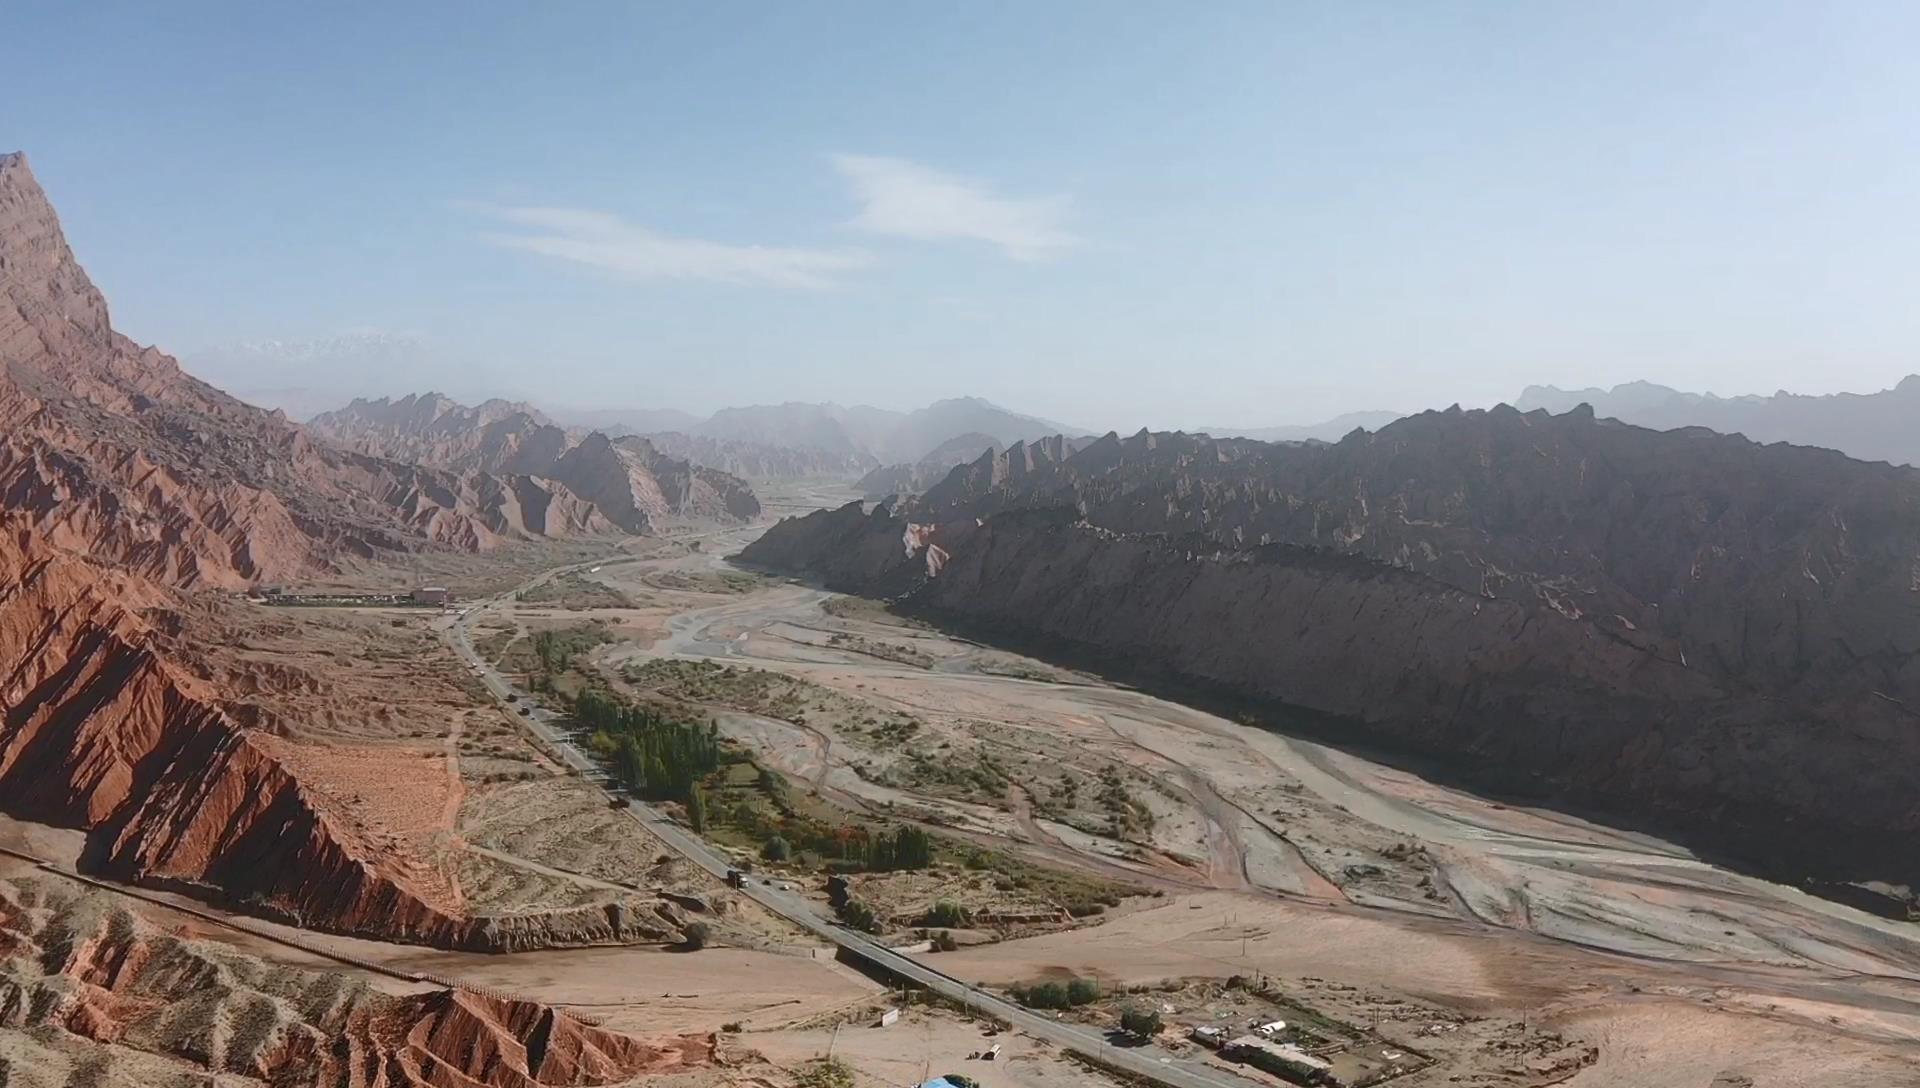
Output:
(437, 547), (1275, 1088)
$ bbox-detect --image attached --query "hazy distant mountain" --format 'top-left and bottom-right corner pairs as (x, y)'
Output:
(550, 405), (703, 435)
(694, 402), (872, 457)
(643, 431), (877, 480)
(1515, 377), (1920, 466)
(187, 332), (449, 417)
(687, 396), (1074, 465)
(1202, 410), (1407, 444)
(858, 432), (1005, 498)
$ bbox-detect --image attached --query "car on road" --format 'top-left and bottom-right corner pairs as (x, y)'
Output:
(519, 707), (531, 716)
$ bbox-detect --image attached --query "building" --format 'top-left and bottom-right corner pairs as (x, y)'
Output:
(1223, 1035), (1337, 1085)
(411, 586), (452, 605)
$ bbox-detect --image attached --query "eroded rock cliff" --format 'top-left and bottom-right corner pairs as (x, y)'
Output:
(0, 153), (615, 590)
(0, 877), (712, 1087)
(0, 153), (704, 952)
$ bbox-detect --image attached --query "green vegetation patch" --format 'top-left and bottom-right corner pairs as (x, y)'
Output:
(516, 572), (635, 610)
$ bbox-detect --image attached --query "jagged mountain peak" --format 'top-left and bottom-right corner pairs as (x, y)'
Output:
(311, 389), (760, 530)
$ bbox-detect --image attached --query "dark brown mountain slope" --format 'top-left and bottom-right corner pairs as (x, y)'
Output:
(743, 407), (1920, 892)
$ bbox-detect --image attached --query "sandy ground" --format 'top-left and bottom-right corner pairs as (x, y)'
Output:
(526, 483), (1920, 1085)
(13, 480), (1918, 1085)
(748, 1007), (1124, 1088)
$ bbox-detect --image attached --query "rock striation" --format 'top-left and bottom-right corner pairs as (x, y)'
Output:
(311, 393), (761, 529)
(0, 153), (616, 590)
(0, 877), (712, 1087)
(744, 407), (1920, 893)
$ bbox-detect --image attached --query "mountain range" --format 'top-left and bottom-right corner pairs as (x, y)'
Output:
(550, 395), (1075, 469)
(0, 146), (714, 1028)
(745, 408), (1920, 898)
(308, 392), (760, 530)
(1516, 377), (1920, 466)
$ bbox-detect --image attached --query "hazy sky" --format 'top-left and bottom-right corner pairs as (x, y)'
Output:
(8, 2), (1919, 428)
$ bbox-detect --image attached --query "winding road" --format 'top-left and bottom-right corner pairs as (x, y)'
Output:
(437, 538), (1279, 1088)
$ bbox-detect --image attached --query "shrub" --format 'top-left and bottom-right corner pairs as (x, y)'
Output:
(931, 930), (958, 952)
(1066, 977), (1101, 1006)
(1012, 981), (1070, 1010)
(761, 835), (793, 862)
(839, 899), (880, 934)
(1119, 1005), (1163, 1038)
(794, 1057), (855, 1088)
(921, 900), (969, 928)
(680, 921), (711, 950)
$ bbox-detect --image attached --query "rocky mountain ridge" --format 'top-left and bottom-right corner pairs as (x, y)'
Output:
(858, 431), (1006, 498)
(0, 153), (620, 590)
(743, 406), (1920, 892)
(309, 392), (761, 529)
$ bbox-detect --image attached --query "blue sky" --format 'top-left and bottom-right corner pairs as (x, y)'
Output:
(7, 2), (1919, 427)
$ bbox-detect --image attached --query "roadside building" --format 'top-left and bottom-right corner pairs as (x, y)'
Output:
(411, 586), (452, 605)
(1224, 1034), (1338, 1085)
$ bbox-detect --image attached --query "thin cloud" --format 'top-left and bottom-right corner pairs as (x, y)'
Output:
(831, 154), (1079, 262)
(469, 204), (872, 289)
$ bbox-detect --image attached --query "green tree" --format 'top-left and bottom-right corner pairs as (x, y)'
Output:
(858, 825), (934, 872)
(1120, 1005), (1163, 1038)
(761, 834), (793, 862)
(1013, 981), (1070, 1010)
(686, 787), (708, 833)
(839, 899), (879, 933)
(1066, 977), (1100, 1006)
(681, 921), (711, 950)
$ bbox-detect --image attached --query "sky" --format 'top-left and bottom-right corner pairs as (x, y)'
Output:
(6, 2), (1920, 429)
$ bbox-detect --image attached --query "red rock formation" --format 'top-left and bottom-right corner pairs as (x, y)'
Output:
(0, 154), (693, 949)
(0, 526), (467, 942)
(0, 878), (711, 1087)
(0, 151), (616, 590)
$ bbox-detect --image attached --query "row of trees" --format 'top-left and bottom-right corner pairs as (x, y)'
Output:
(575, 689), (723, 803)
(857, 825), (934, 871)
(1010, 976), (1101, 1009)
